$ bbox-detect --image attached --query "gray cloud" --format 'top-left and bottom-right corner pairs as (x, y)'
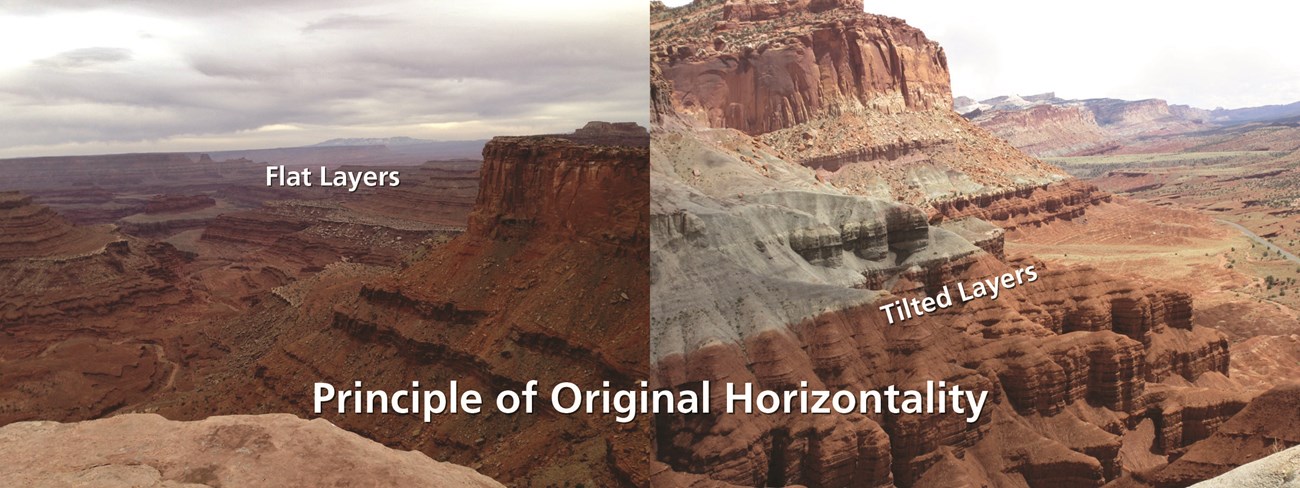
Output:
(0, 0), (650, 157)
(303, 14), (398, 33)
(33, 47), (132, 69)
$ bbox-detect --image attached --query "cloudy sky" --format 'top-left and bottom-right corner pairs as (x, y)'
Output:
(663, 1), (1299, 110)
(0, 1), (649, 158)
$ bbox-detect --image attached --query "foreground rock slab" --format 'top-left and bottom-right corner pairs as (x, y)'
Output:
(1192, 445), (1300, 488)
(0, 413), (504, 488)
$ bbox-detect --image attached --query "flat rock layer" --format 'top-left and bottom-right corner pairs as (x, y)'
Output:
(161, 125), (651, 486)
(0, 192), (113, 259)
(0, 413), (503, 487)
(343, 160), (481, 228)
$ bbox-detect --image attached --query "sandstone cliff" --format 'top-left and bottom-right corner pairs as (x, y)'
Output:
(0, 413), (503, 487)
(652, 0), (1071, 211)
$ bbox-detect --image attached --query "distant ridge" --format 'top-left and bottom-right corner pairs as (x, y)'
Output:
(314, 136), (462, 147)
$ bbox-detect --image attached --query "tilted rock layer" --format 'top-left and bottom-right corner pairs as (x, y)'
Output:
(650, 2), (1246, 487)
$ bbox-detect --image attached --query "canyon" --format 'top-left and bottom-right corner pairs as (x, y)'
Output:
(651, 1), (1295, 487)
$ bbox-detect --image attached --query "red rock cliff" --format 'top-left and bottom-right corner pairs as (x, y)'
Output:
(654, 1), (950, 135)
(471, 132), (649, 250)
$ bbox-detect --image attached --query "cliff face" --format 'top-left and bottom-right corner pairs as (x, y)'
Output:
(165, 125), (651, 486)
(657, 3), (950, 134)
(975, 105), (1111, 157)
(1132, 384), (1300, 487)
(653, 0), (1070, 211)
(471, 134), (648, 248)
(0, 414), (503, 487)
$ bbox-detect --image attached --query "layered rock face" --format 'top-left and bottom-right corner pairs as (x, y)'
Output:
(650, 2), (1243, 487)
(1128, 384), (1300, 487)
(0, 192), (113, 259)
(657, 0), (950, 134)
(653, 0), (1073, 213)
(196, 160), (480, 272)
(0, 413), (503, 487)
(975, 104), (1111, 157)
(930, 180), (1112, 234)
(0, 195), (186, 326)
(163, 125), (650, 486)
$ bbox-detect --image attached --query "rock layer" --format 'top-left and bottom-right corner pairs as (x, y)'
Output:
(0, 192), (114, 260)
(1132, 384), (1300, 487)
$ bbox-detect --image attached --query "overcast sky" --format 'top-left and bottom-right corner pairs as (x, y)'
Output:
(662, 1), (1299, 110)
(0, 1), (649, 158)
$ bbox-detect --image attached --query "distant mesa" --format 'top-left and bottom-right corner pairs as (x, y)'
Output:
(312, 136), (439, 147)
(0, 191), (114, 260)
(957, 92), (1300, 157)
(558, 121), (649, 147)
(573, 120), (648, 137)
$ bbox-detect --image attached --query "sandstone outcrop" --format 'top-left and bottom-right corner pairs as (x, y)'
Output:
(930, 180), (1111, 234)
(0, 196), (197, 425)
(975, 104), (1111, 157)
(1190, 444), (1300, 488)
(1130, 384), (1300, 487)
(0, 413), (503, 487)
